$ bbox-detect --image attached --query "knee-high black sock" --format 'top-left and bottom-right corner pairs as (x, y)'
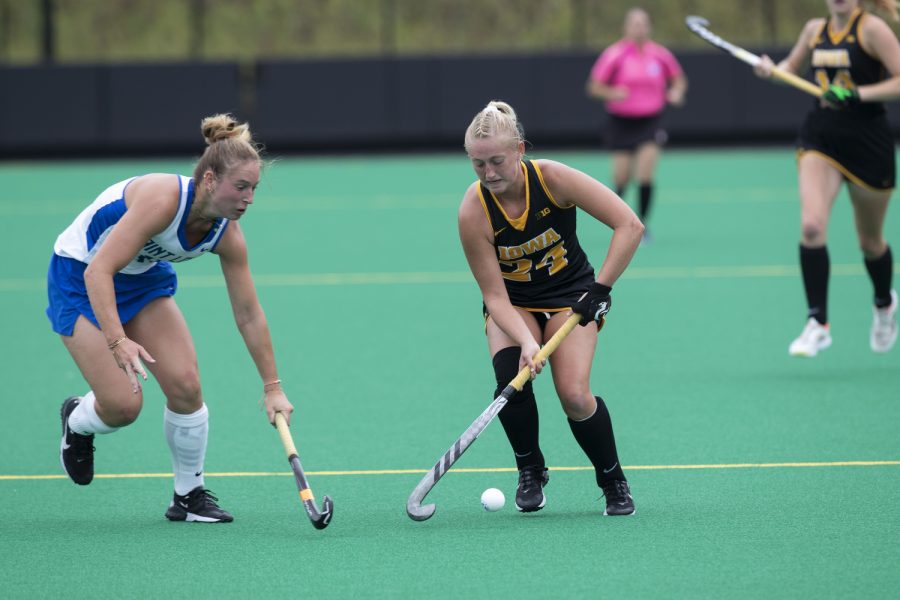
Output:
(493, 347), (544, 470)
(568, 396), (625, 485)
(638, 182), (653, 222)
(864, 246), (894, 308)
(799, 244), (830, 324)
(615, 184), (627, 200)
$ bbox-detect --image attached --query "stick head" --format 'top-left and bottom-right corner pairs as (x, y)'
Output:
(406, 500), (436, 521)
(685, 15), (709, 32)
(309, 495), (334, 530)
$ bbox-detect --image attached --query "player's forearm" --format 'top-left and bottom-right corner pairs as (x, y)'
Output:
(594, 218), (643, 286)
(586, 80), (616, 100)
(235, 311), (280, 383)
(484, 296), (533, 347)
(671, 74), (688, 94)
(84, 264), (126, 343)
(858, 76), (900, 103)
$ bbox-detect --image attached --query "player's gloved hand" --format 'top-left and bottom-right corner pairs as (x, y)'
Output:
(572, 282), (612, 328)
(822, 84), (860, 109)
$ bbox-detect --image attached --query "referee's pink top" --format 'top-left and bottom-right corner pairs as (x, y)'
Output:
(589, 39), (682, 118)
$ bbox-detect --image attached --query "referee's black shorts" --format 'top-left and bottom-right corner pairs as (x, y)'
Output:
(797, 108), (896, 190)
(604, 113), (667, 152)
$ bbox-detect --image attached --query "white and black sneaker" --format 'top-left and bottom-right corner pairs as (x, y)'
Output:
(60, 396), (94, 485)
(165, 487), (233, 523)
(601, 479), (635, 516)
(515, 466), (549, 512)
(871, 289), (898, 353)
(789, 318), (832, 357)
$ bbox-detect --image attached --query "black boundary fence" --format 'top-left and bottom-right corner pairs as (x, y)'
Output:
(3, 50), (899, 157)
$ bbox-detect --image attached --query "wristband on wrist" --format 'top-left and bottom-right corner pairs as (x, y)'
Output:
(107, 336), (127, 351)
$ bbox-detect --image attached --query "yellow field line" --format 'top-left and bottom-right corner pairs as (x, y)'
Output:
(2, 460), (898, 481)
(2, 264), (898, 292)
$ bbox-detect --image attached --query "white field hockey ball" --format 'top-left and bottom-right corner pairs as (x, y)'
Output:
(480, 488), (505, 512)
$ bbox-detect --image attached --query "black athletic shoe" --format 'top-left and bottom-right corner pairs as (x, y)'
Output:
(515, 466), (549, 512)
(165, 487), (234, 523)
(60, 396), (95, 485)
(601, 480), (635, 516)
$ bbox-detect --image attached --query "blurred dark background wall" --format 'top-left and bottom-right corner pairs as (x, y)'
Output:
(2, 50), (861, 156)
(1, 0), (898, 156)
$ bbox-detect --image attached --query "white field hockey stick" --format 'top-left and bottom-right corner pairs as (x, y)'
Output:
(685, 15), (823, 98)
(406, 312), (582, 521)
(274, 412), (333, 529)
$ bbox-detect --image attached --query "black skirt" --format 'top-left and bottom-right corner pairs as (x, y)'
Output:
(797, 108), (895, 190)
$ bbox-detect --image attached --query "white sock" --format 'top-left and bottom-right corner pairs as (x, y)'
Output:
(67, 391), (119, 435)
(164, 404), (209, 496)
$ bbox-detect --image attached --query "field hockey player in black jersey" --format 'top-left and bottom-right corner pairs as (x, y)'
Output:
(755, 0), (899, 357)
(457, 100), (644, 516)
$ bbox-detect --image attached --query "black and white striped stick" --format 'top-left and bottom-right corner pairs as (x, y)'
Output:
(685, 15), (823, 98)
(406, 313), (581, 521)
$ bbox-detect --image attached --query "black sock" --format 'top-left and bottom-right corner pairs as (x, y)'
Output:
(493, 348), (544, 470)
(568, 396), (625, 485)
(498, 394), (543, 470)
(799, 244), (830, 324)
(615, 184), (627, 199)
(638, 182), (653, 222)
(864, 246), (893, 308)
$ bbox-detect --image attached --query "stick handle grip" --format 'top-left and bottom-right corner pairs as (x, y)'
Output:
(274, 412), (298, 457)
(771, 67), (823, 98)
(729, 47), (822, 98)
(508, 312), (581, 391)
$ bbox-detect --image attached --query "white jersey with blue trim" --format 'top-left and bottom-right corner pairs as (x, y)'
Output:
(53, 175), (230, 275)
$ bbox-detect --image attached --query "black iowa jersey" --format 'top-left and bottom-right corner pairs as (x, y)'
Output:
(808, 8), (886, 117)
(799, 8), (895, 190)
(477, 160), (595, 310)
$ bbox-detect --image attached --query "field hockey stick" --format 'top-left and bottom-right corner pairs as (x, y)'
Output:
(685, 15), (823, 98)
(406, 312), (582, 521)
(274, 412), (334, 529)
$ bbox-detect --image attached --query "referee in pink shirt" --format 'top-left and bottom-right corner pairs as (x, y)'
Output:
(587, 7), (688, 242)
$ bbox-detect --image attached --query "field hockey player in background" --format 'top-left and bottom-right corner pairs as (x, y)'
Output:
(458, 100), (643, 516)
(755, 0), (899, 357)
(48, 114), (294, 522)
(586, 7), (687, 243)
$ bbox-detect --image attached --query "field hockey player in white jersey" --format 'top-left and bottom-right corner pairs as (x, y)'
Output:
(48, 114), (293, 523)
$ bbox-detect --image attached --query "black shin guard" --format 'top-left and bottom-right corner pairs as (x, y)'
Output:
(638, 182), (653, 222)
(799, 244), (830, 324)
(864, 246), (894, 308)
(493, 347), (543, 470)
(568, 396), (625, 485)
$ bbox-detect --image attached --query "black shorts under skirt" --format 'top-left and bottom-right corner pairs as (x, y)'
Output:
(605, 113), (667, 152)
(797, 109), (895, 190)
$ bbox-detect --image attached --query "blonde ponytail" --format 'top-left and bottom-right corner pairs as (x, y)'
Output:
(464, 100), (525, 151)
(865, 0), (900, 21)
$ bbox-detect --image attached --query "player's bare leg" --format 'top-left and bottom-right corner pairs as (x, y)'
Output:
(612, 151), (633, 197)
(126, 297), (232, 522)
(545, 311), (633, 515)
(59, 315), (139, 485)
(848, 183), (896, 352)
(789, 154), (843, 356)
(633, 141), (660, 241)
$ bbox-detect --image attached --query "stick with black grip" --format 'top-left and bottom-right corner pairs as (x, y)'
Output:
(275, 412), (333, 529)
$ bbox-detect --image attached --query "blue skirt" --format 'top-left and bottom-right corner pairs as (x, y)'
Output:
(46, 254), (178, 336)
